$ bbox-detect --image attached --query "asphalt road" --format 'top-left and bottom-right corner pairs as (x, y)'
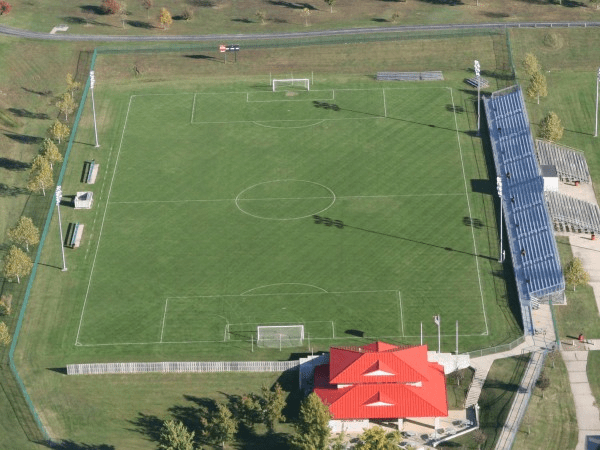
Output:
(0, 20), (598, 42)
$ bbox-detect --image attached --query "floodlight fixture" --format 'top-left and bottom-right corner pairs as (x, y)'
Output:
(90, 71), (100, 148)
(475, 60), (481, 136)
(595, 67), (600, 138)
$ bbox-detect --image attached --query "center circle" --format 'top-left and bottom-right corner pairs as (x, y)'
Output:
(235, 180), (336, 220)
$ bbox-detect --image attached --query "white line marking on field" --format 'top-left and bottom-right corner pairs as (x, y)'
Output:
(109, 192), (465, 205)
(75, 95), (134, 346)
(398, 290), (404, 337)
(252, 120), (327, 129)
(449, 87), (489, 336)
(166, 289), (398, 300)
(382, 89), (387, 118)
(240, 283), (328, 296)
(190, 93), (196, 124)
(160, 299), (169, 343)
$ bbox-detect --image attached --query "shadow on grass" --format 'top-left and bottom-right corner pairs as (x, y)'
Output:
(0, 183), (28, 196)
(79, 5), (105, 15)
(127, 20), (155, 29)
(372, 18), (389, 22)
(127, 413), (163, 443)
(7, 108), (50, 120)
(0, 157), (30, 171)
(44, 441), (115, 450)
(232, 18), (254, 23)
(3, 133), (43, 145)
(21, 87), (52, 96)
(62, 16), (88, 25)
(46, 367), (68, 375)
(184, 54), (216, 60)
(416, 0), (463, 4)
(268, 1), (318, 10)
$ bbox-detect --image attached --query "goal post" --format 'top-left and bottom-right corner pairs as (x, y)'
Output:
(257, 325), (304, 348)
(272, 78), (310, 92)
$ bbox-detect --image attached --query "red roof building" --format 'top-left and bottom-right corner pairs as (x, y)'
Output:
(313, 342), (448, 420)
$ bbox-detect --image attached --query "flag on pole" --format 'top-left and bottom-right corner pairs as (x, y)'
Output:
(433, 315), (440, 326)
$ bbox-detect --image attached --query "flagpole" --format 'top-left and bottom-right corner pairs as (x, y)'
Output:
(456, 320), (459, 355)
(420, 322), (423, 346)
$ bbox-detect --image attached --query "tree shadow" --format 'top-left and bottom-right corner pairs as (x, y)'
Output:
(7, 108), (50, 120)
(0, 157), (30, 171)
(127, 20), (155, 29)
(127, 413), (163, 443)
(43, 441), (115, 450)
(21, 86), (52, 96)
(3, 133), (43, 145)
(187, 0), (215, 6)
(62, 16), (88, 25)
(46, 367), (68, 375)
(268, 1), (318, 10)
(79, 5), (106, 15)
(481, 11), (510, 18)
(232, 18), (254, 23)
(184, 54), (215, 60)
(371, 18), (389, 22)
(0, 183), (28, 196)
(167, 395), (215, 433)
(416, 0), (463, 4)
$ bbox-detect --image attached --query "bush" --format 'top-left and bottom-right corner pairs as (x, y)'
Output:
(101, 0), (121, 14)
(181, 7), (194, 21)
(543, 32), (564, 50)
(0, 1), (12, 15)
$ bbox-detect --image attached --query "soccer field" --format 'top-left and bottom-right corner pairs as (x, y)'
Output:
(72, 85), (489, 349)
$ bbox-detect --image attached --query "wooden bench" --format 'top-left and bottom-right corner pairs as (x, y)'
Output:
(69, 223), (85, 248)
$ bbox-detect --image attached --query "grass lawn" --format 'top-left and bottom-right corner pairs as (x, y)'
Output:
(587, 351), (600, 410)
(2, 0), (600, 35)
(513, 351), (578, 449)
(446, 367), (474, 410)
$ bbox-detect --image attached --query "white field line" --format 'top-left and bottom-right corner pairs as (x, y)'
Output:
(75, 95), (134, 346)
(382, 88), (387, 118)
(240, 283), (328, 295)
(166, 289), (399, 300)
(449, 87), (489, 336)
(190, 93), (196, 124)
(192, 117), (381, 125)
(109, 192), (465, 205)
(398, 291), (404, 337)
(160, 299), (169, 343)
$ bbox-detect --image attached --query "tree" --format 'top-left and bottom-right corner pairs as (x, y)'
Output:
(330, 431), (347, 450)
(101, 0), (121, 15)
(324, 0), (335, 13)
(290, 393), (332, 450)
(158, 420), (195, 450)
(261, 383), (286, 432)
(235, 393), (263, 427)
(0, 1), (11, 15)
(141, 0), (153, 18)
(255, 10), (267, 24)
(301, 7), (310, 26)
(7, 216), (40, 252)
(159, 7), (173, 29)
(201, 403), (238, 449)
(42, 138), (63, 169)
(181, 7), (193, 21)
(56, 92), (76, 121)
(27, 156), (53, 196)
(66, 73), (81, 98)
(539, 111), (563, 142)
(536, 371), (551, 399)
(355, 426), (401, 450)
(119, 2), (128, 28)
(591, 0), (600, 10)
(0, 294), (12, 315)
(48, 120), (70, 144)
(391, 11), (400, 23)
(2, 245), (33, 284)
(0, 322), (10, 346)
(564, 257), (590, 291)
(526, 71), (548, 105)
(523, 53), (541, 77)
(471, 429), (487, 450)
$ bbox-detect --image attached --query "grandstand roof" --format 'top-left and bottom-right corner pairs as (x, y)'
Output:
(313, 342), (448, 420)
(483, 87), (564, 332)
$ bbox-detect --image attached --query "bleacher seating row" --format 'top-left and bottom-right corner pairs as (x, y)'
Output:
(465, 77), (490, 88)
(545, 191), (600, 235)
(376, 71), (444, 81)
(483, 86), (565, 335)
(535, 139), (591, 184)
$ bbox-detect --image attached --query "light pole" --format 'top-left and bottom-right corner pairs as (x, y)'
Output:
(475, 60), (481, 136)
(433, 315), (441, 353)
(55, 186), (67, 271)
(595, 67), (600, 138)
(90, 71), (100, 148)
(497, 176), (504, 263)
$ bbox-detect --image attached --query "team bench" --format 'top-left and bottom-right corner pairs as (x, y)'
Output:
(68, 223), (85, 248)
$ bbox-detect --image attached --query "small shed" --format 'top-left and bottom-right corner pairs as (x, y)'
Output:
(541, 165), (559, 192)
(74, 191), (94, 209)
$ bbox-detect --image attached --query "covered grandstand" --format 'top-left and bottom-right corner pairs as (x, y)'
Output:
(483, 86), (565, 335)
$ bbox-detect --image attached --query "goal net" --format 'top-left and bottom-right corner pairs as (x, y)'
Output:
(257, 325), (304, 348)
(272, 78), (310, 92)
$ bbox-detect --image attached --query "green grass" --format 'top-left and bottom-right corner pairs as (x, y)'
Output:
(62, 84), (489, 350)
(446, 367), (474, 410)
(588, 351), (600, 410)
(513, 352), (578, 450)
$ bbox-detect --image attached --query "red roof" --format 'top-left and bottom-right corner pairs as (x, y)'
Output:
(314, 342), (448, 420)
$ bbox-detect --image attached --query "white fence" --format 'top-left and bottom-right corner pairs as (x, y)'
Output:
(67, 360), (299, 375)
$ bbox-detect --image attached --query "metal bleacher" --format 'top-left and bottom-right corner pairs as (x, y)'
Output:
(535, 139), (591, 184)
(376, 71), (444, 81)
(483, 86), (565, 335)
(545, 191), (600, 235)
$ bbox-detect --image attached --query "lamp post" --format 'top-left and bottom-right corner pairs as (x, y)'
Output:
(475, 60), (481, 136)
(497, 176), (504, 263)
(90, 71), (100, 148)
(55, 186), (67, 271)
(595, 67), (600, 138)
(433, 315), (441, 354)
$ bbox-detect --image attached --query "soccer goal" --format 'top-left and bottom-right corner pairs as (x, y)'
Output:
(257, 325), (304, 348)
(272, 78), (310, 92)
